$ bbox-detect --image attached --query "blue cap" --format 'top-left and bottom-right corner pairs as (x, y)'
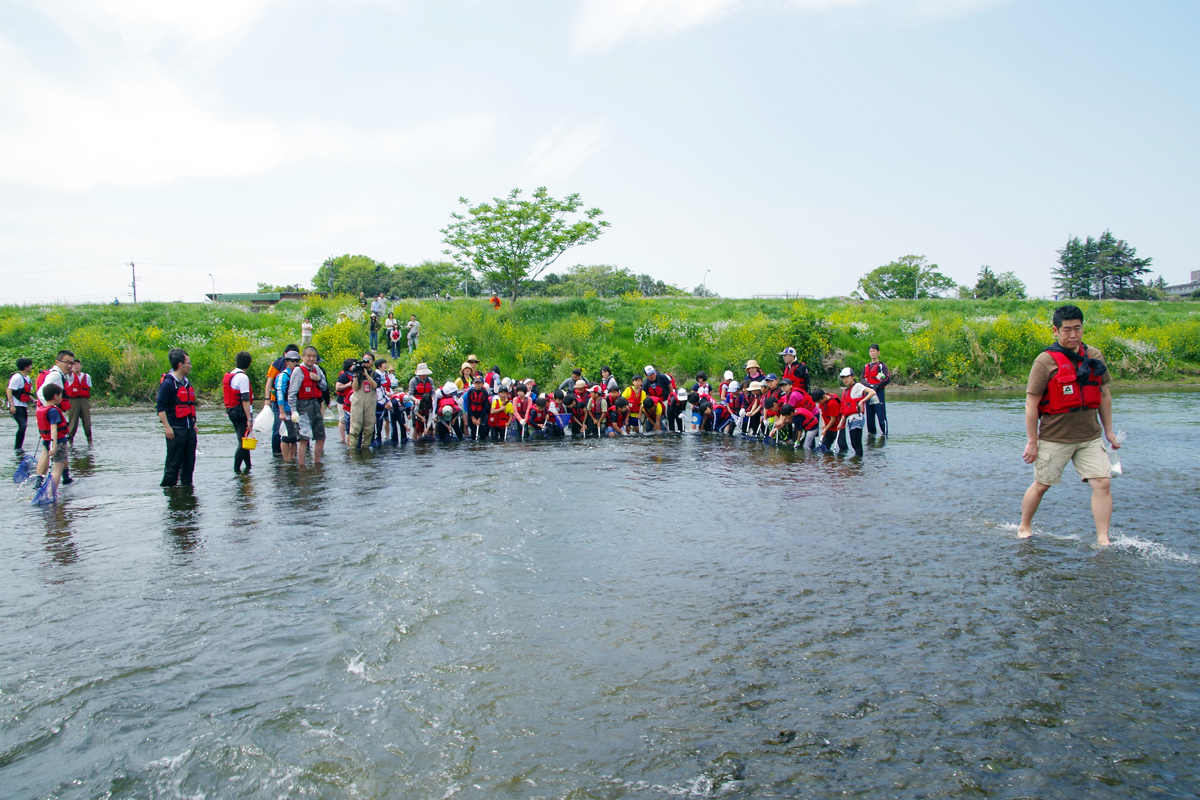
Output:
(765, 373), (778, 381)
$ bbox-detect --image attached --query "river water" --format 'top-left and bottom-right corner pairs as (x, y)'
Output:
(2, 390), (1198, 800)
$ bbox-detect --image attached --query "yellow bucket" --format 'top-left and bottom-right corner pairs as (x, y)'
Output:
(241, 437), (257, 450)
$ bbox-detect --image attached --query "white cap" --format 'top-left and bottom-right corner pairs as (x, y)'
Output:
(839, 367), (854, 378)
(443, 381), (457, 393)
(644, 365), (655, 375)
(723, 370), (734, 381)
(676, 388), (688, 401)
(729, 381), (740, 391)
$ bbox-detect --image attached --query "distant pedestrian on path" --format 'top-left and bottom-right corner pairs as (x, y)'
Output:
(301, 318), (313, 347)
(406, 314), (420, 354)
(490, 293), (501, 310)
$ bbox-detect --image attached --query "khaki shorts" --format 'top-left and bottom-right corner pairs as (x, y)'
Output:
(1035, 437), (1109, 485)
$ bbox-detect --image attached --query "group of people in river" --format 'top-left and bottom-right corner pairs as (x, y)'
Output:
(5, 350), (95, 494)
(7, 304), (1120, 547)
(232, 343), (895, 469)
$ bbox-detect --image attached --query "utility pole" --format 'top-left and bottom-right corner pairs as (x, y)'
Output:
(129, 260), (137, 303)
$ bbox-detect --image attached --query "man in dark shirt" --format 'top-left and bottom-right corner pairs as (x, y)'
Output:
(156, 348), (197, 487)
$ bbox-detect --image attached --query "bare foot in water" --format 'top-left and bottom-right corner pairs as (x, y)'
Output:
(1017, 527), (1032, 539)
(1096, 534), (1109, 547)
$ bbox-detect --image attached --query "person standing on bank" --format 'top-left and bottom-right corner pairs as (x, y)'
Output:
(7, 357), (34, 450)
(157, 348), (197, 487)
(288, 345), (328, 466)
(406, 314), (420, 354)
(863, 344), (890, 436)
(223, 351), (254, 473)
(368, 313), (380, 352)
(66, 358), (94, 445)
(1019, 305), (1119, 547)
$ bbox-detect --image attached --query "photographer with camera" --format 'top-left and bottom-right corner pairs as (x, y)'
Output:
(347, 351), (380, 451)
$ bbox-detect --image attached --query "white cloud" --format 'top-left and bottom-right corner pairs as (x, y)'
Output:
(0, 41), (495, 191)
(34, 0), (281, 58)
(522, 122), (612, 183)
(571, 0), (1007, 53)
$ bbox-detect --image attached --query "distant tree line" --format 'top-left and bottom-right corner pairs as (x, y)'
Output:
(310, 256), (686, 300)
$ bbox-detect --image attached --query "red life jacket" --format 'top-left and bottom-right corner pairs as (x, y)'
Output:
(840, 387), (862, 418)
(173, 380), (196, 420)
(727, 392), (744, 414)
(389, 327), (400, 342)
(569, 403), (586, 424)
(412, 377), (434, 401)
(607, 405), (628, 427)
(645, 379), (667, 403)
(795, 406), (819, 431)
(863, 361), (887, 387)
(488, 398), (512, 427)
(643, 401), (662, 424)
(587, 395), (605, 419)
(820, 396), (842, 424)
(625, 387), (644, 410)
(222, 369), (253, 409)
(295, 366), (322, 400)
(65, 373), (91, 399)
(782, 362), (809, 392)
(35, 369), (70, 411)
(465, 387), (489, 415)
(573, 389), (589, 406)
(37, 403), (69, 441)
(13, 374), (32, 404)
(528, 405), (546, 426)
(1038, 347), (1102, 416)
(437, 396), (460, 415)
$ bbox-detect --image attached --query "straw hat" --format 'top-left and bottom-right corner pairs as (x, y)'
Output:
(745, 359), (760, 369)
(748, 381), (763, 391)
(460, 362), (472, 371)
(575, 379), (587, 389)
(415, 362), (432, 376)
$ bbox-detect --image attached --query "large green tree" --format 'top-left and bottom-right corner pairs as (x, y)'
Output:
(313, 254), (391, 297)
(973, 266), (1027, 299)
(441, 187), (610, 304)
(857, 255), (957, 299)
(1053, 231), (1152, 299)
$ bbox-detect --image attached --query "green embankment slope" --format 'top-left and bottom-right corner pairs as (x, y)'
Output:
(1, 296), (1197, 402)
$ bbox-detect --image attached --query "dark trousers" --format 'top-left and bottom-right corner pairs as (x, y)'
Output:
(666, 405), (684, 432)
(390, 406), (407, 444)
(270, 402), (281, 455)
(373, 404), (387, 444)
(161, 426), (197, 487)
(13, 406), (28, 449)
(369, 330), (379, 351)
(847, 426), (864, 456)
(228, 406), (251, 471)
(866, 388), (888, 435)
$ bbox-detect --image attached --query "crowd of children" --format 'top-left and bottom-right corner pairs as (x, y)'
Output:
(244, 342), (892, 465)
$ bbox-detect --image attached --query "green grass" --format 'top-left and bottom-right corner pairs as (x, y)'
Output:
(1, 295), (1197, 400)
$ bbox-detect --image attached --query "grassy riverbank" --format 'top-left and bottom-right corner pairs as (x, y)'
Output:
(1, 296), (1197, 401)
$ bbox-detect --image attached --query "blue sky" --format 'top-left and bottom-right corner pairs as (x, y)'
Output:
(1, 0), (1196, 303)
